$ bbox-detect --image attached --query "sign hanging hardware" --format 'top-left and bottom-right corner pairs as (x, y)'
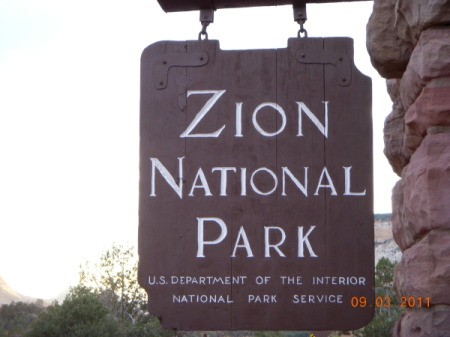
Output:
(293, 1), (308, 38)
(198, 9), (214, 40)
(152, 51), (209, 90)
(156, 0), (370, 13)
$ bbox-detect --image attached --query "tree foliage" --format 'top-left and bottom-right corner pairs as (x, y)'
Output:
(78, 243), (173, 337)
(27, 286), (122, 337)
(0, 300), (44, 337)
(79, 244), (147, 324)
(375, 257), (395, 290)
(351, 258), (403, 337)
(25, 244), (174, 337)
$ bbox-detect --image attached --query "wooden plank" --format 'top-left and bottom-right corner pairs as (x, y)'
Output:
(321, 37), (374, 330)
(139, 40), (190, 326)
(157, 0), (370, 13)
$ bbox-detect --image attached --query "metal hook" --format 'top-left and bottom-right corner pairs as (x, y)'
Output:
(293, 1), (308, 38)
(298, 23), (308, 38)
(198, 24), (209, 40)
(198, 9), (214, 41)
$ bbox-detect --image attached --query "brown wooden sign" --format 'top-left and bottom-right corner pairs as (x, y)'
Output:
(139, 38), (374, 331)
(156, 0), (370, 13)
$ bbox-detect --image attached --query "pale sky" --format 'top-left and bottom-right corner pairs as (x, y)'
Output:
(0, 0), (397, 300)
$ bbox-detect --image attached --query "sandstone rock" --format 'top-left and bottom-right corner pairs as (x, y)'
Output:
(399, 28), (450, 112)
(387, 78), (401, 102)
(392, 315), (404, 337)
(393, 305), (450, 337)
(403, 86), (450, 154)
(395, 0), (450, 46)
(391, 179), (412, 251)
(384, 79), (409, 175)
(366, 0), (412, 78)
(400, 133), (450, 247)
(394, 230), (450, 304)
(403, 122), (426, 158)
(407, 87), (450, 135)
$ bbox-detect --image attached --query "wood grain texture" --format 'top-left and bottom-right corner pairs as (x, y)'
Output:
(139, 38), (373, 331)
(157, 0), (370, 13)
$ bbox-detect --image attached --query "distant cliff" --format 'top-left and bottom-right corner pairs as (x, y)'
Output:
(374, 214), (401, 263)
(0, 276), (31, 305)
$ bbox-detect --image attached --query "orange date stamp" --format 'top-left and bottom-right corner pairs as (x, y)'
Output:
(351, 296), (431, 308)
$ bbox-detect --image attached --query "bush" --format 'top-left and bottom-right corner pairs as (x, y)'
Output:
(27, 286), (122, 337)
(0, 300), (44, 337)
(352, 258), (404, 337)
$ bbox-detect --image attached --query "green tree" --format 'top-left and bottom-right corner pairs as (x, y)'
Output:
(79, 244), (173, 337)
(359, 310), (400, 337)
(27, 286), (122, 337)
(0, 300), (44, 337)
(375, 257), (395, 289)
(79, 244), (146, 323)
(351, 258), (403, 337)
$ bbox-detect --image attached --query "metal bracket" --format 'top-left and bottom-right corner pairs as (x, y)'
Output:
(153, 52), (209, 90)
(198, 9), (214, 40)
(293, 1), (307, 38)
(296, 48), (352, 86)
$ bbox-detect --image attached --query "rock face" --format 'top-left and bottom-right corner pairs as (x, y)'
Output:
(393, 306), (450, 337)
(0, 276), (29, 305)
(383, 79), (409, 175)
(393, 133), (450, 250)
(367, 1), (450, 336)
(366, 0), (412, 78)
(404, 85), (450, 155)
(375, 218), (402, 263)
(395, 0), (450, 46)
(394, 230), (450, 305)
(400, 27), (450, 122)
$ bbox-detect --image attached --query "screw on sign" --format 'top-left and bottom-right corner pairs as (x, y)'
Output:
(139, 38), (374, 331)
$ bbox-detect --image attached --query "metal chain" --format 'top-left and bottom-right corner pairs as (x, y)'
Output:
(198, 23), (209, 40)
(198, 9), (214, 41)
(297, 21), (308, 38)
(293, 2), (308, 38)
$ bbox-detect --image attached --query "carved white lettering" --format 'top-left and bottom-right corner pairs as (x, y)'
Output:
(149, 158), (366, 199)
(297, 101), (329, 138)
(196, 218), (319, 259)
(282, 167), (308, 197)
(231, 226), (254, 257)
(235, 102), (243, 137)
(197, 217), (228, 258)
(180, 90), (226, 138)
(189, 168), (213, 197)
(344, 166), (367, 196)
(297, 226), (318, 258)
(252, 102), (287, 137)
(250, 168), (278, 196)
(264, 226), (286, 257)
(212, 167), (237, 196)
(314, 167), (337, 196)
(150, 157), (184, 199)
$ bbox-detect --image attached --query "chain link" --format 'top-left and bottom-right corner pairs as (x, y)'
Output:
(198, 23), (209, 40)
(297, 21), (308, 38)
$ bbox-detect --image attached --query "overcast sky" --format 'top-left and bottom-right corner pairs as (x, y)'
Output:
(0, 0), (397, 299)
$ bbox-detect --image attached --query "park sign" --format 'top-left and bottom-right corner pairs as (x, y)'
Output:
(138, 37), (374, 331)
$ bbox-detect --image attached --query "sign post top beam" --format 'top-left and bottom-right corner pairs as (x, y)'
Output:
(156, 0), (370, 13)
